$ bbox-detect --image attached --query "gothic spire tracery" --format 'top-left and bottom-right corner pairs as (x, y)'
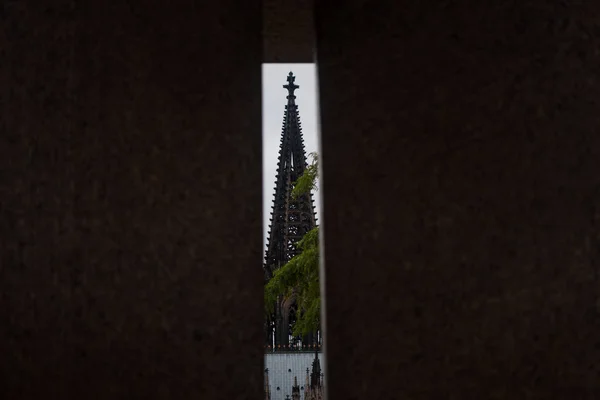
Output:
(264, 72), (318, 348)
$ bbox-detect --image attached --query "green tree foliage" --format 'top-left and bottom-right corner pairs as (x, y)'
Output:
(265, 152), (320, 336)
(291, 152), (318, 199)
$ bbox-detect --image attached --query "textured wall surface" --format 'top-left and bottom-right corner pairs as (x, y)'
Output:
(263, 0), (314, 63)
(0, 2), (263, 399)
(316, 1), (600, 399)
(6, 1), (600, 398)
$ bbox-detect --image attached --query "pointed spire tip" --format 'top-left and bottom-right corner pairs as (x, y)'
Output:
(283, 72), (299, 99)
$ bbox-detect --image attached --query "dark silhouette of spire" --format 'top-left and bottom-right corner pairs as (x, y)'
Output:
(291, 376), (301, 400)
(284, 72), (299, 100)
(264, 72), (318, 348)
(310, 350), (321, 389)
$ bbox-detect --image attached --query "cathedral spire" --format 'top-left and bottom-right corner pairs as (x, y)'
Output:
(310, 350), (321, 389)
(264, 72), (318, 348)
(292, 376), (301, 400)
(283, 71), (299, 102)
(305, 368), (310, 391)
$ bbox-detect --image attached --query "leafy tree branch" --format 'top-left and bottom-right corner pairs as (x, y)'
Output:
(265, 152), (321, 336)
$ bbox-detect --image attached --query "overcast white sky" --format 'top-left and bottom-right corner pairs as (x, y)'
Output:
(262, 64), (321, 249)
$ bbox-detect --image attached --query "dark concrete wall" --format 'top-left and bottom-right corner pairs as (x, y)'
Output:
(263, 0), (314, 63)
(316, 1), (600, 399)
(0, 2), (263, 399)
(4, 1), (600, 399)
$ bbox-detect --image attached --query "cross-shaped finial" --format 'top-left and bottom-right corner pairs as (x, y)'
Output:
(283, 71), (299, 98)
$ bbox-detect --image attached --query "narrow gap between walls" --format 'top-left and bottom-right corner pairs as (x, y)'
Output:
(261, 63), (325, 400)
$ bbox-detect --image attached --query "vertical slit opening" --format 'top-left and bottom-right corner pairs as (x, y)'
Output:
(262, 63), (325, 400)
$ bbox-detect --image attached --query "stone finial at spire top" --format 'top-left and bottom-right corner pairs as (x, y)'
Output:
(283, 71), (299, 99)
